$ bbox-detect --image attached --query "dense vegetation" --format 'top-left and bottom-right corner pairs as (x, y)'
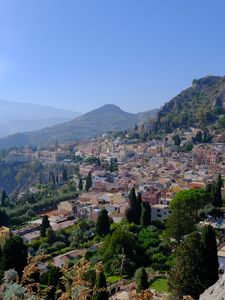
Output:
(153, 76), (225, 133)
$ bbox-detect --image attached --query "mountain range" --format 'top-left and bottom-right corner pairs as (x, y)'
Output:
(0, 104), (158, 149)
(0, 99), (80, 137)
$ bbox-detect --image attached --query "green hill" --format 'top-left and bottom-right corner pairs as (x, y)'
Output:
(155, 75), (225, 133)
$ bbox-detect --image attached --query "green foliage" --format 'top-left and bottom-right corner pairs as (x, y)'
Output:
(96, 209), (110, 237)
(78, 178), (83, 191)
(102, 224), (138, 276)
(140, 202), (151, 227)
(40, 215), (51, 237)
(168, 227), (219, 299)
(200, 225), (219, 286)
(125, 188), (141, 225)
(173, 134), (181, 146)
(155, 76), (225, 133)
(135, 267), (148, 292)
(92, 269), (108, 300)
(85, 171), (92, 192)
(0, 210), (10, 227)
(183, 141), (193, 152)
(166, 189), (210, 242)
(3, 235), (28, 277)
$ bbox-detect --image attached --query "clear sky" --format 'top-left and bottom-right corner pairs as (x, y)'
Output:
(0, 0), (225, 113)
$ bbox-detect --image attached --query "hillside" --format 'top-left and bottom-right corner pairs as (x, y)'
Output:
(0, 99), (80, 137)
(155, 75), (225, 133)
(0, 104), (158, 149)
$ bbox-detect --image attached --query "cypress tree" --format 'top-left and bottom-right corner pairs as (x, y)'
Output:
(78, 178), (83, 191)
(62, 169), (68, 182)
(96, 209), (110, 237)
(85, 171), (92, 192)
(201, 225), (219, 286)
(140, 201), (151, 227)
(135, 267), (148, 292)
(40, 215), (51, 237)
(92, 269), (108, 300)
(215, 174), (222, 208)
(136, 193), (142, 225)
(125, 187), (137, 224)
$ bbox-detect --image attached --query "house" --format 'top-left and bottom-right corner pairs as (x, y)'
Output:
(151, 204), (171, 221)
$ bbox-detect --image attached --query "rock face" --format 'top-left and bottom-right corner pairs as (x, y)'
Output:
(200, 273), (225, 300)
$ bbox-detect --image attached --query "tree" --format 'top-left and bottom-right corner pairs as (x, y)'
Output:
(97, 157), (101, 166)
(85, 171), (92, 192)
(40, 215), (51, 237)
(125, 187), (141, 225)
(169, 227), (219, 299)
(0, 210), (10, 227)
(140, 202), (151, 227)
(92, 267), (108, 300)
(136, 193), (142, 225)
(173, 134), (181, 146)
(96, 209), (110, 237)
(62, 168), (68, 182)
(3, 236), (28, 277)
(168, 231), (204, 299)
(200, 225), (219, 287)
(1, 190), (7, 207)
(78, 178), (83, 191)
(165, 189), (210, 243)
(135, 267), (148, 292)
(103, 224), (138, 276)
(46, 227), (55, 244)
(214, 174), (222, 209)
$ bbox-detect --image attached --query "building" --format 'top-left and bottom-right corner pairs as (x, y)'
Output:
(151, 204), (171, 221)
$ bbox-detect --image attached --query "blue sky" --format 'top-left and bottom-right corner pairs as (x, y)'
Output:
(0, 0), (225, 113)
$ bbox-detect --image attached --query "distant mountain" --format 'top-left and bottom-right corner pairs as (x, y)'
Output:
(0, 104), (158, 149)
(154, 75), (225, 133)
(0, 99), (80, 137)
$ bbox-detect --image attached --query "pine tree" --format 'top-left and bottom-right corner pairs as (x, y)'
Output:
(85, 171), (92, 192)
(40, 215), (51, 237)
(96, 209), (110, 237)
(92, 269), (108, 300)
(78, 178), (83, 191)
(135, 267), (148, 292)
(140, 202), (151, 227)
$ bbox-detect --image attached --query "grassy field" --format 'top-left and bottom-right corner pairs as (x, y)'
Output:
(107, 275), (121, 284)
(150, 278), (169, 293)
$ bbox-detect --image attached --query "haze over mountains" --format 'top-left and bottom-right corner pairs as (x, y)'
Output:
(1, 74), (224, 149)
(0, 104), (158, 149)
(0, 99), (80, 137)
